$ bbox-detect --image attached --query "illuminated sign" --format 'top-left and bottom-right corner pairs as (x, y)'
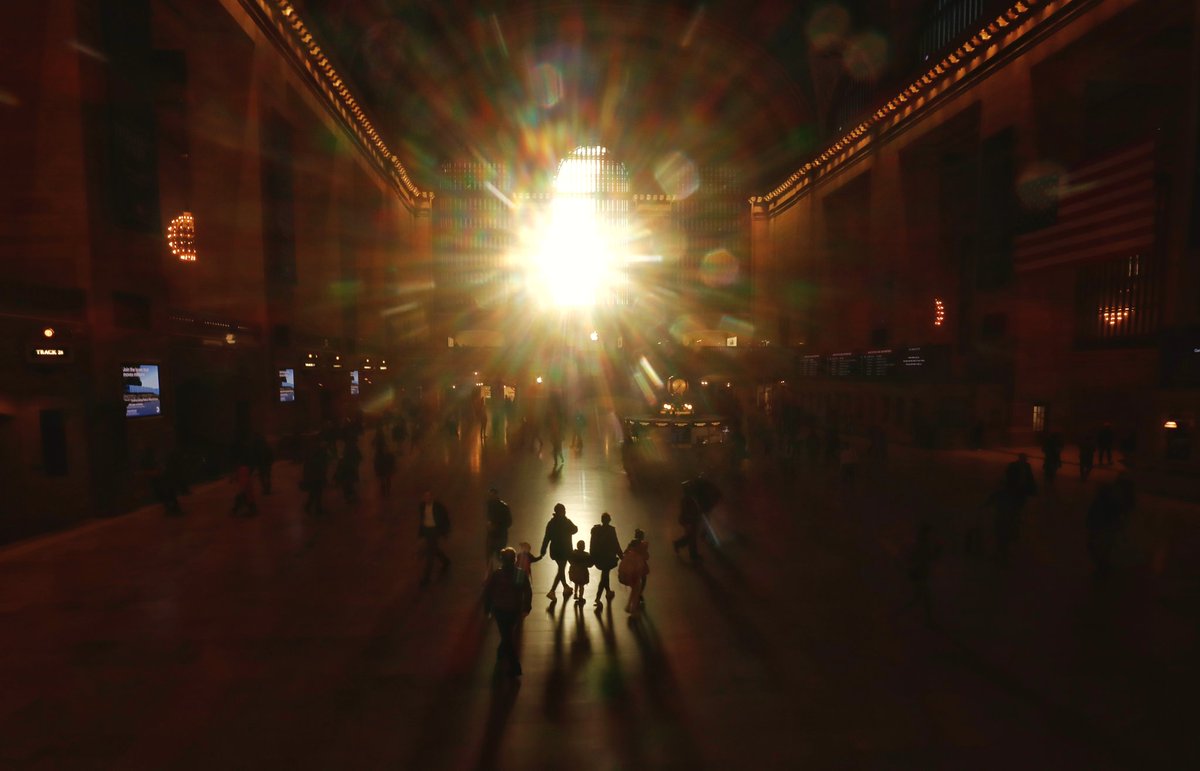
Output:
(27, 344), (73, 363)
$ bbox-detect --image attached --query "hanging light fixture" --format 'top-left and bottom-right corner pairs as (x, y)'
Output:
(168, 212), (197, 262)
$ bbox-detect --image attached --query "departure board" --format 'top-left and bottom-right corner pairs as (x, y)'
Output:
(826, 352), (856, 377)
(861, 349), (894, 378)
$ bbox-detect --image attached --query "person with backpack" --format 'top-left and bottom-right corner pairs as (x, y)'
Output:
(589, 512), (623, 608)
(417, 490), (451, 586)
(485, 487), (513, 570)
(539, 503), (578, 600)
(483, 547), (529, 677)
(618, 529), (650, 617)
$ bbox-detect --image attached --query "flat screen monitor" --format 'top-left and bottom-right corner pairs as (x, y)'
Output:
(350, 369), (360, 396)
(123, 363), (161, 418)
(279, 368), (295, 403)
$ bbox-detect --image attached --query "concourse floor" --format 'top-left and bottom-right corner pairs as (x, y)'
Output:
(1, 425), (1197, 769)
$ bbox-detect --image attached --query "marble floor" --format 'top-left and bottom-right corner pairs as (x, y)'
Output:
(1, 426), (1196, 769)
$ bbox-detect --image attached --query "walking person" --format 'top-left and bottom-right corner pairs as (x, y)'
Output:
(1086, 483), (1120, 579)
(589, 512), (623, 608)
(252, 434), (274, 495)
(1042, 433), (1063, 486)
(485, 487), (513, 570)
(1078, 433), (1095, 481)
(672, 488), (703, 562)
(230, 463), (257, 517)
(538, 503), (578, 600)
(549, 416), (565, 468)
(515, 542), (541, 614)
(483, 548), (529, 678)
(618, 529), (650, 617)
(994, 453), (1037, 564)
(568, 540), (593, 603)
(905, 523), (941, 627)
(417, 490), (451, 586)
(335, 440), (362, 503)
(373, 441), (396, 497)
(301, 443), (328, 516)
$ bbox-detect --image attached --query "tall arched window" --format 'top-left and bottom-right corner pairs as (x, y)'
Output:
(525, 146), (630, 307)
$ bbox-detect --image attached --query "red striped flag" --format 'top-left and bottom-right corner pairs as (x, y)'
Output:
(1014, 142), (1156, 271)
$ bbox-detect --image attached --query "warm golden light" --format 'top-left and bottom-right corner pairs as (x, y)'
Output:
(519, 147), (628, 308)
(1163, 420), (1178, 429)
(42, 327), (55, 338)
(167, 212), (197, 262)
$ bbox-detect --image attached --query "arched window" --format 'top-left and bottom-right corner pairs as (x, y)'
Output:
(524, 147), (630, 307)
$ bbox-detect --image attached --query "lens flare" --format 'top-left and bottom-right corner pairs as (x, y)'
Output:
(807, 4), (851, 52)
(700, 248), (740, 287)
(529, 62), (563, 109)
(843, 31), (889, 82)
(653, 151), (699, 199)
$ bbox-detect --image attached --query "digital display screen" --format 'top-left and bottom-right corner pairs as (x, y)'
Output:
(123, 363), (161, 418)
(279, 368), (295, 403)
(799, 354), (821, 377)
(350, 369), (360, 396)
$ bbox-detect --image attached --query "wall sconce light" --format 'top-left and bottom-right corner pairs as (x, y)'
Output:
(167, 212), (197, 261)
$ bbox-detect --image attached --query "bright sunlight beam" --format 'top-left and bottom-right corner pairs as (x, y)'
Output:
(520, 147), (628, 308)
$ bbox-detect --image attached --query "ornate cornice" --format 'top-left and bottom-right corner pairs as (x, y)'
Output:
(750, 0), (1085, 210)
(240, 0), (432, 208)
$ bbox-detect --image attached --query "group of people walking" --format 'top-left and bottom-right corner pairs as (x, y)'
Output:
(479, 495), (652, 678)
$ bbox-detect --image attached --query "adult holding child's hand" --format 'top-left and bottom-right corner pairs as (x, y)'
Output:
(539, 502), (577, 600)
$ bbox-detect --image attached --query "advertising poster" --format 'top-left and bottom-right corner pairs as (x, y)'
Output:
(123, 363), (161, 418)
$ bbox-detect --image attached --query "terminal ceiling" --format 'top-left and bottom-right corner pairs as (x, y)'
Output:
(296, 0), (895, 191)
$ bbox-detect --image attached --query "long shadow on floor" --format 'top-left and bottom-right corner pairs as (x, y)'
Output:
(626, 613), (705, 768)
(475, 674), (521, 770)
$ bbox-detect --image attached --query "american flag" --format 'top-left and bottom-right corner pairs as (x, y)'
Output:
(1014, 142), (1156, 272)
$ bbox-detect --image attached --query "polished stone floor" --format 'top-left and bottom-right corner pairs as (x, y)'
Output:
(1, 423), (1197, 769)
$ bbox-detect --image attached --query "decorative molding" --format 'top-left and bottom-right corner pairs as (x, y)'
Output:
(750, 0), (1082, 211)
(239, 0), (432, 208)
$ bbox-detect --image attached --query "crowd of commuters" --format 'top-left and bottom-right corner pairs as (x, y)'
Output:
(143, 390), (1148, 679)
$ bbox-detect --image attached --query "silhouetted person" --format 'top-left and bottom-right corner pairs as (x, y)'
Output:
(301, 444), (328, 515)
(589, 513), (622, 607)
(994, 453), (1037, 564)
(374, 442), (395, 497)
(144, 447), (181, 516)
(619, 529), (650, 617)
(539, 502), (577, 599)
(1096, 423), (1114, 465)
(1042, 433), (1063, 485)
(390, 415), (408, 454)
(483, 547), (528, 677)
(251, 434), (274, 495)
(515, 542), (541, 614)
(550, 420), (565, 468)
(906, 523), (941, 626)
(417, 490), (451, 586)
(568, 540), (593, 602)
(1086, 483), (1120, 579)
(485, 487), (513, 570)
(230, 464), (257, 517)
(571, 411), (585, 452)
(1078, 435), (1095, 481)
(673, 489), (703, 561)
(335, 441), (362, 503)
